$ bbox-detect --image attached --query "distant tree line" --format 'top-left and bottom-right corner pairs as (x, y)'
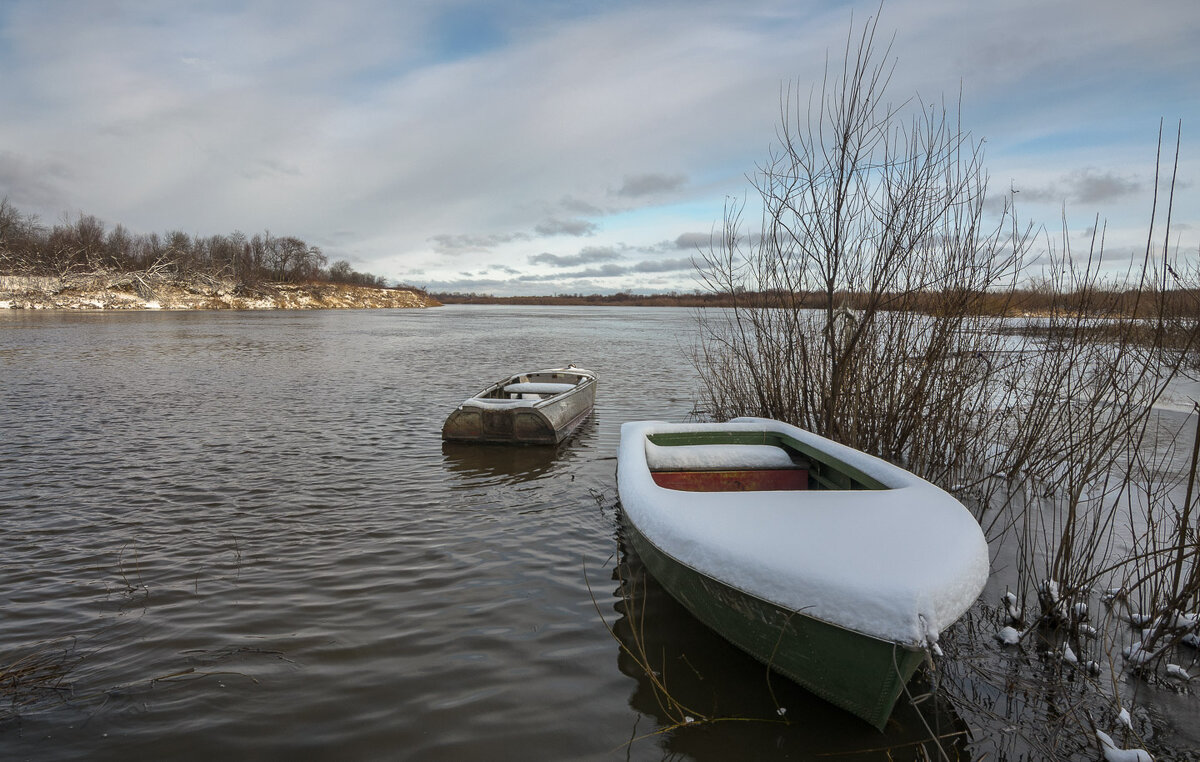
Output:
(0, 199), (392, 289)
(433, 286), (1199, 319)
(432, 291), (738, 307)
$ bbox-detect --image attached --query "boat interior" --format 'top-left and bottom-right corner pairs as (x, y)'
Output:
(645, 431), (887, 493)
(478, 370), (590, 401)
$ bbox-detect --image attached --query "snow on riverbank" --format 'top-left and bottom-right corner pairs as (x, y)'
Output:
(0, 274), (437, 310)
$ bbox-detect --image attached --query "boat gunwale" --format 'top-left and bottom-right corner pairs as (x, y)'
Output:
(644, 429), (888, 491)
(460, 368), (596, 412)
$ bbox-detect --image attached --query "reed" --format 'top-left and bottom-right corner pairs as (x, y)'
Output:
(0, 638), (83, 720)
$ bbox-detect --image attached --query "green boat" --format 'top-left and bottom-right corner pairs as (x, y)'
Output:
(616, 418), (989, 729)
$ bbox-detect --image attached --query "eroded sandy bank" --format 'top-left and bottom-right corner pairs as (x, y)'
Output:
(0, 274), (439, 310)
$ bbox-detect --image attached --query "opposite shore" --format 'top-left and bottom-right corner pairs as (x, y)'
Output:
(0, 273), (440, 310)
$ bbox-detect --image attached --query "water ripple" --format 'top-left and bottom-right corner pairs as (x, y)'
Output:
(0, 307), (793, 761)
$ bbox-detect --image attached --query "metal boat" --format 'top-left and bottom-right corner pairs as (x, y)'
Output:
(442, 366), (596, 445)
(616, 418), (989, 729)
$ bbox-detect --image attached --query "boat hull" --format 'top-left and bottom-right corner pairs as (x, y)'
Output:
(616, 418), (988, 729)
(442, 370), (596, 445)
(624, 522), (926, 730)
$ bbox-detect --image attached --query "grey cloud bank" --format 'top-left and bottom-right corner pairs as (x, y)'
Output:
(0, 0), (1196, 296)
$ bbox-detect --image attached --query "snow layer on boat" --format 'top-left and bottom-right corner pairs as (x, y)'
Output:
(617, 418), (990, 646)
(646, 442), (796, 471)
(504, 382), (576, 395)
(460, 398), (537, 409)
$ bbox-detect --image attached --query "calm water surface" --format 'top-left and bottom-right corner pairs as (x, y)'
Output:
(1, 306), (963, 760)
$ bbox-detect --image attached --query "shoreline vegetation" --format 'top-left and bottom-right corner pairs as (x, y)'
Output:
(681, 11), (1200, 759)
(436, 291), (1199, 358)
(0, 199), (437, 310)
(433, 288), (1199, 318)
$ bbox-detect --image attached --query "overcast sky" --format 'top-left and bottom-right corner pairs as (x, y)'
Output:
(1, 0), (1197, 295)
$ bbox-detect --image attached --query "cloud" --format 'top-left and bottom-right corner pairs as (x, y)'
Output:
(528, 246), (623, 267)
(569, 263), (629, 278)
(534, 217), (598, 237)
(673, 232), (711, 250)
(0, 150), (73, 209)
(240, 157), (303, 180)
(518, 262), (628, 280)
(1018, 168), (1142, 206)
(517, 255), (693, 279)
(0, 0), (1195, 295)
(1067, 169), (1141, 204)
(429, 231), (532, 254)
(425, 254), (701, 296)
(423, 277), (514, 292)
(632, 257), (694, 273)
(615, 173), (688, 198)
(558, 195), (605, 216)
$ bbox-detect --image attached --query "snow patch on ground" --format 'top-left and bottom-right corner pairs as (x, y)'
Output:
(0, 274), (435, 310)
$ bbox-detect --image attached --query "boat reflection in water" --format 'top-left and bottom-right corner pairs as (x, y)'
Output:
(608, 535), (972, 760)
(440, 442), (560, 485)
(440, 418), (596, 486)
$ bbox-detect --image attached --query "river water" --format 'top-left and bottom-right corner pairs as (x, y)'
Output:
(0, 305), (1038, 760)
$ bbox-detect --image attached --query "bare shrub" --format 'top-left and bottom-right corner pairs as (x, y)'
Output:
(691, 9), (1199, 755)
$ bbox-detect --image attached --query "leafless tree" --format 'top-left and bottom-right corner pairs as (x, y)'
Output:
(693, 10), (1031, 476)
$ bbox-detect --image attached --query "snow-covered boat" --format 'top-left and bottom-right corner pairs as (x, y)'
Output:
(616, 418), (989, 729)
(442, 366), (596, 445)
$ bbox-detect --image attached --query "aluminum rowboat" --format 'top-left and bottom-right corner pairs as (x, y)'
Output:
(442, 366), (596, 445)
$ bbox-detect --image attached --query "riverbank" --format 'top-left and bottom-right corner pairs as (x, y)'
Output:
(0, 274), (439, 310)
(434, 290), (1200, 319)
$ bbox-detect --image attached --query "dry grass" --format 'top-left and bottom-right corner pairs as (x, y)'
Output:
(0, 638), (83, 720)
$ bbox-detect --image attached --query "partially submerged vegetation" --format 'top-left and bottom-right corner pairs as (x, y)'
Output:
(690, 10), (1198, 759)
(0, 638), (83, 721)
(0, 200), (437, 309)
